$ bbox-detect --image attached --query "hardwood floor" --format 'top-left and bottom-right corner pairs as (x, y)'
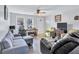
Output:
(28, 37), (41, 54)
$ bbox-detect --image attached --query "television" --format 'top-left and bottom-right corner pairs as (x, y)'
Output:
(57, 23), (67, 33)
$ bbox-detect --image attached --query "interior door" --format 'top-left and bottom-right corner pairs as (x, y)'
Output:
(36, 17), (45, 34)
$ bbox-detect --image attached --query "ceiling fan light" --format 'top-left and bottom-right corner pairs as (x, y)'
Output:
(37, 9), (40, 14)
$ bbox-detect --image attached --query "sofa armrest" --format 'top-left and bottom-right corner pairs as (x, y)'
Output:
(69, 46), (79, 54)
(41, 38), (51, 49)
(2, 45), (29, 54)
(40, 38), (52, 54)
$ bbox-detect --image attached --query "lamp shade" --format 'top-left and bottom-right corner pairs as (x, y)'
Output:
(9, 26), (15, 29)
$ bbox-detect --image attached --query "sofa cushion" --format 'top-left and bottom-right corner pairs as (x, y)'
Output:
(53, 42), (78, 54)
(13, 39), (27, 47)
(2, 37), (13, 49)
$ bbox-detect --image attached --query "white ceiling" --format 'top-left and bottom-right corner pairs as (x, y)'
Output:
(4, 5), (79, 15)
(7, 5), (79, 11)
(8, 5), (62, 12)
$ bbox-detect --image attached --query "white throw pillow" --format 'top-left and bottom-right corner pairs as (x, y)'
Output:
(7, 31), (14, 42)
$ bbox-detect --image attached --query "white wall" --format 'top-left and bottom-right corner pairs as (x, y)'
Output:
(10, 6), (79, 34)
(46, 8), (79, 30)
(62, 8), (79, 30)
(0, 6), (9, 42)
(45, 11), (62, 29)
(10, 13), (46, 34)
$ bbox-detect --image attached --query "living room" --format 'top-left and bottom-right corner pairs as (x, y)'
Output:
(0, 5), (79, 54)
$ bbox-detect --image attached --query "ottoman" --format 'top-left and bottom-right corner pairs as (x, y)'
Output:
(23, 36), (33, 47)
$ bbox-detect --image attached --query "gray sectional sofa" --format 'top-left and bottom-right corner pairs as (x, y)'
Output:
(40, 31), (79, 54)
(0, 31), (29, 54)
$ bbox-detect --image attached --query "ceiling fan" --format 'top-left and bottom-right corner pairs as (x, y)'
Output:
(35, 8), (47, 16)
(36, 9), (46, 14)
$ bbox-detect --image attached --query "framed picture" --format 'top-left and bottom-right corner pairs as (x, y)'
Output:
(74, 16), (79, 20)
(17, 17), (24, 25)
(27, 18), (32, 29)
(4, 5), (8, 20)
(55, 15), (61, 22)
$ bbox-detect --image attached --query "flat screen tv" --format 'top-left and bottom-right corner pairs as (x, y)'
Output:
(57, 23), (67, 33)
